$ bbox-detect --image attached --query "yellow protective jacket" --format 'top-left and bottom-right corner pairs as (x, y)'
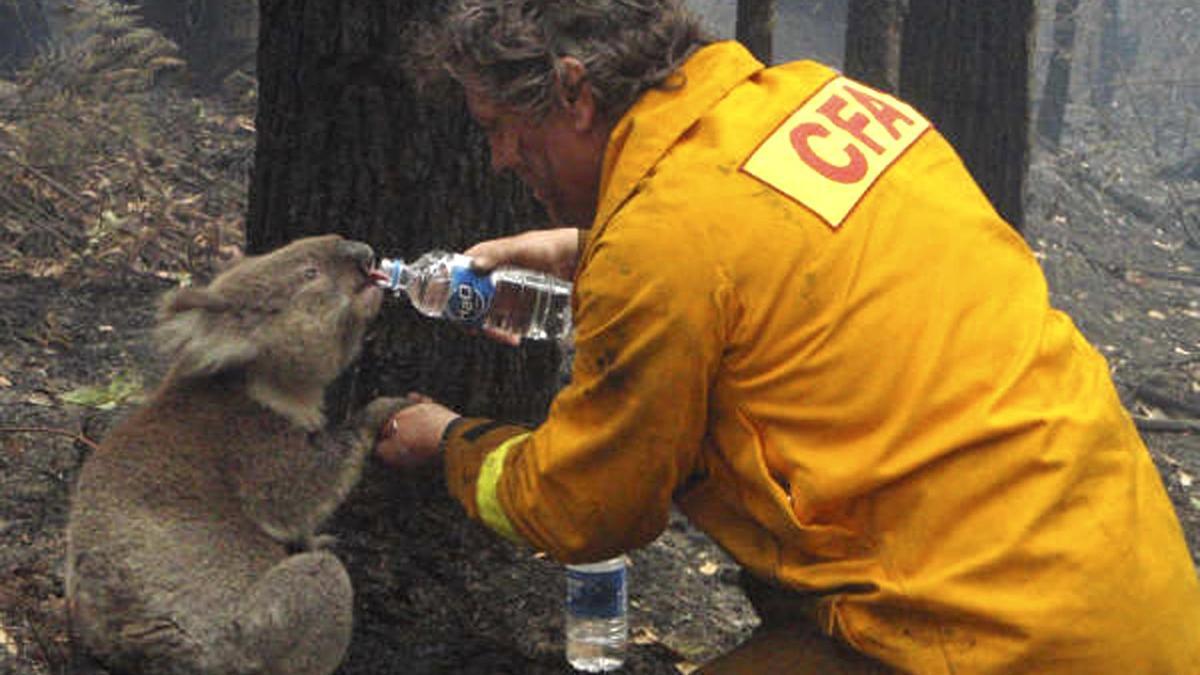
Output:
(443, 41), (1200, 673)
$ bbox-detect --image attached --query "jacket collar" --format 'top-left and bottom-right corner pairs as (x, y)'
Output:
(593, 41), (765, 230)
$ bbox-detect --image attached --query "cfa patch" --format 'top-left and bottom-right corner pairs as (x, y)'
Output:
(741, 75), (931, 229)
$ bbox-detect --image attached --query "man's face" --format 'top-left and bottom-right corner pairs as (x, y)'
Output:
(465, 85), (603, 227)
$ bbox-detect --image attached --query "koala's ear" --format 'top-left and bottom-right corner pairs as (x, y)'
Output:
(159, 287), (230, 316)
(156, 287), (258, 379)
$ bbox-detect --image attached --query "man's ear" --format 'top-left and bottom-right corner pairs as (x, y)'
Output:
(555, 56), (595, 132)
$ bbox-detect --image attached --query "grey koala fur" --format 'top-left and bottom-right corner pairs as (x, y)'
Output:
(66, 235), (410, 675)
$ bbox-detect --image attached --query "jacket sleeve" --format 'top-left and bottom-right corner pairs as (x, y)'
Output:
(443, 417), (529, 533)
(443, 215), (729, 563)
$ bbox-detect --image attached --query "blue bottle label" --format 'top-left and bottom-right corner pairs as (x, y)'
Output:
(445, 263), (494, 326)
(566, 566), (627, 620)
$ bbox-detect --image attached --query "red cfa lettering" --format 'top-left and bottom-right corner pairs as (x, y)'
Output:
(844, 84), (917, 140)
(788, 83), (919, 184)
(790, 122), (868, 184)
(818, 95), (885, 154)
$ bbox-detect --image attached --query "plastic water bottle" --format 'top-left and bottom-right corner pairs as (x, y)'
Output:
(372, 251), (572, 342)
(565, 556), (628, 672)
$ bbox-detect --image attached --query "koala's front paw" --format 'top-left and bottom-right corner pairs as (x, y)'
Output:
(356, 396), (414, 441)
(285, 534), (337, 554)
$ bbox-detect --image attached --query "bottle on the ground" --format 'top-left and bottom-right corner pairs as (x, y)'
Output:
(373, 251), (572, 343)
(565, 556), (628, 672)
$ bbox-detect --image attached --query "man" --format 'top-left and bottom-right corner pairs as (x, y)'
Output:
(376, 1), (1200, 672)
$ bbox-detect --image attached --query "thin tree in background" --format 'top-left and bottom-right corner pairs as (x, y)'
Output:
(1091, 0), (1120, 110)
(0, 0), (49, 75)
(737, 0), (775, 64)
(136, 0), (257, 90)
(844, 0), (907, 93)
(1036, 0), (1080, 150)
(899, 1), (1035, 231)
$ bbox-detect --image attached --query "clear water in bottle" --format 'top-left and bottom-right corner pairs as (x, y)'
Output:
(373, 251), (572, 342)
(487, 267), (572, 341)
(565, 557), (627, 672)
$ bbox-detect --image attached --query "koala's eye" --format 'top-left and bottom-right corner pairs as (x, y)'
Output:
(302, 266), (320, 280)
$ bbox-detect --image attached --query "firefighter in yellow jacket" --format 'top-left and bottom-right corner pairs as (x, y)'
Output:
(376, 1), (1200, 672)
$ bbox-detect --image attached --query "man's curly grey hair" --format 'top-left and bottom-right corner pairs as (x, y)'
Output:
(425, 0), (713, 122)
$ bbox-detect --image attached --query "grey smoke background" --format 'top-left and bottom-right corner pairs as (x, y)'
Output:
(685, 0), (847, 66)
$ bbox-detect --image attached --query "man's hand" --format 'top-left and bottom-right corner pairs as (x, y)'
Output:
(463, 227), (581, 346)
(464, 227), (581, 281)
(374, 393), (461, 469)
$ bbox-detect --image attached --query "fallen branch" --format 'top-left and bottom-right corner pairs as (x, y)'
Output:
(1132, 416), (1200, 434)
(1135, 385), (1200, 419)
(0, 151), (85, 206)
(1129, 267), (1200, 287)
(1073, 166), (1160, 221)
(0, 187), (79, 247)
(0, 426), (100, 451)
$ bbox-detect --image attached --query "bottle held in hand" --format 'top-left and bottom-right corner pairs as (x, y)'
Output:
(373, 251), (572, 342)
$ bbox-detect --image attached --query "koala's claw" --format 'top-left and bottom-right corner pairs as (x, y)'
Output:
(357, 397), (414, 438)
(285, 533), (337, 555)
(309, 534), (338, 550)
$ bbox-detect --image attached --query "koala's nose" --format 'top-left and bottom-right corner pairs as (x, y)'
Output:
(338, 240), (376, 272)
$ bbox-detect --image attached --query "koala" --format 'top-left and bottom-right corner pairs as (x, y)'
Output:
(66, 235), (409, 675)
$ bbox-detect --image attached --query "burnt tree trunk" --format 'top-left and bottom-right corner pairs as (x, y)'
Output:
(844, 0), (907, 93)
(1035, 0), (1080, 150)
(246, 1), (589, 672)
(736, 0), (774, 65)
(899, 0), (1034, 231)
(249, 0), (557, 425)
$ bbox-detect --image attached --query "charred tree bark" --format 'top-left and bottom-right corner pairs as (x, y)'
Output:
(1035, 0), (1080, 150)
(736, 0), (774, 65)
(844, 0), (907, 93)
(249, 0), (556, 426)
(900, 0), (1034, 231)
